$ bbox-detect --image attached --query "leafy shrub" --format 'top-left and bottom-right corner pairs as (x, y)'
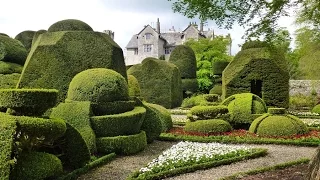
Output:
(312, 104), (320, 114)
(209, 85), (222, 95)
(0, 61), (23, 74)
(96, 131), (147, 155)
(91, 100), (135, 116)
(190, 105), (229, 120)
(128, 75), (141, 97)
(67, 68), (129, 104)
(10, 152), (63, 180)
(127, 58), (182, 108)
(50, 101), (95, 168)
(184, 119), (232, 133)
(140, 102), (163, 143)
(14, 30), (35, 51)
(145, 103), (173, 132)
(48, 19), (93, 32)
(290, 94), (317, 110)
(268, 108), (286, 114)
(0, 89), (58, 116)
(0, 35), (27, 65)
(17, 30), (127, 103)
(90, 106), (146, 137)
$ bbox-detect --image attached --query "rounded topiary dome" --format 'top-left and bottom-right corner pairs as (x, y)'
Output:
(169, 45), (197, 78)
(67, 68), (129, 103)
(249, 109), (308, 136)
(128, 75), (141, 97)
(48, 19), (93, 32)
(241, 40), (269, 50)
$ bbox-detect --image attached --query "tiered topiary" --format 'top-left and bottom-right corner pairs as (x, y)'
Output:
(17, 19), (127, 103)
(210, 61), (229, 96)
(221, 93), (267, 129)
(128, 75), (141, 97)
(14, 30), (36, 52)
(222, 40), (289, 108)
(127, 57), (183, 109)
(249, 108), (309, 136)
(169, 45), (198, 97)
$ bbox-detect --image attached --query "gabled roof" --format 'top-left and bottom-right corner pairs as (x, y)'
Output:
(126, 35), (138, 48)
(137, 25), (159, 35)
(161, 32), (184, 47)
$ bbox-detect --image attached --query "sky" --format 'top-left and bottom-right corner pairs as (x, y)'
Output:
(0, 0), (297, 56)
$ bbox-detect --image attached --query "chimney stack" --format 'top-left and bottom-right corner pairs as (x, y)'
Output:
(156, 18), (160, 34)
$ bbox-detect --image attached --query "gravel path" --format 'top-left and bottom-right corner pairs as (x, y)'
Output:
(77, 141), (316, 180)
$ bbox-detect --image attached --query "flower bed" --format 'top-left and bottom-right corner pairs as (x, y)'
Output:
(128, 141), (267, 179)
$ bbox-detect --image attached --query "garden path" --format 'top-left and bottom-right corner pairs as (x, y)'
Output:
(77, 141), (316, 180)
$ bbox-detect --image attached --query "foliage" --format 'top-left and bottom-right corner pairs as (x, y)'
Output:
(14, 30), (35, 52)
(267, 108), (286, 114)
(184, 37), (232, 93)
(10, 152), (63, 180)
(127, 58), (182, 108)
(17, 29), (127, 103)
(190, 105), (229, 120)
(96, 131), (147, 155)
(140, 102), (163, 143)
(184, 119), (232, 133)
(312, 104), (320, 114)
(209, 84), (222, 95)
(0, 61), (23, 74)
(203, 94), (219, 102)
(128, 75), (141, 97)
(48, 19), (93, 32)
(90, 106), (146, 137)
(212, 61), (229, 75)
(91, 100), (135, 116)
(31, 30), (47, 47)
(181, 94), (219, 108)
(0, 35), (27, 65)
(146, 103), (173, 132)
(0, 73), (20, 89)
(289, 94), (318, 110)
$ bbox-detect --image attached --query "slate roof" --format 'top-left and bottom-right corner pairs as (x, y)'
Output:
(126, 35), (138, 48)
(160, 32), (184, 47)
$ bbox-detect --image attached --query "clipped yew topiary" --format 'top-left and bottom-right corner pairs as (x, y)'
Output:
(14, 30), (35, 51)
(209, 84), (222, 95)
(140, 102), (163, 143)
(48, 19), (93, 32)
(0, 33), (9, 37)
(0, 61), (23, 74)
(222, 41), (289, 108)
(0, 74), (20, 89)
(184, 119), (232, 133)
(17, 24), (127, 103)
(128, 75), (141, 97)
(0, 35), (27, 65)
(145, 103), (173, 132)
(221, 93), (267, 128)
(31, 29), (47, 47)
(312, 104), (320, 114)
(213, 61), (229, 75)
(127, 58), (182, 108)
(241, 40), (269, 50)
(10, 152), (63, 180)
(190, 105), (229, 120)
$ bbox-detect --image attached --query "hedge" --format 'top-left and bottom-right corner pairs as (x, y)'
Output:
(0, 61), (23, 74)
(241, 40), (269, 50)
(0, 89), (58, 116)
(0, 35), (27, 65)
(268, 108), (286, 114)
(222, 45), (289, 108)
(0, 73), (20, 89)
(212, 61), (229, 75)
(50, 101), (96, 168)
(203, 94), (219, 102)
(168, 45), (197, 79)
(96, 131), (147, 155)
(91, 100), (135, 116)
(181, 78), (198, 96)
(0, 114), (16, 180)
(190, 105), (229, 120)
(48, 19), (94, 32)
(141, 102), (163, 143)
(90, 106), (146, 137)
(17, 30), (127, 103)
(127, 57), (182, 108)
(10, 152), (63, 180)
(209, 84), (222, 95)
(31, 30), (47, 47)
(184, 119), (232, 133)
(14, 30), (35, 52)
(128, 75), (141, 97)
(145, 103), (173, 132)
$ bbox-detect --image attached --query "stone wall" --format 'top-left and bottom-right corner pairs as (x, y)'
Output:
(289, 80), (320, 96)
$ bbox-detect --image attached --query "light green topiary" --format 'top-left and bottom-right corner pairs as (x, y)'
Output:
(0, 61), (23, 74)
(190, 105), (229, 120)
(48, 19), (93, 32)
(31, 30), (47, 47)
(312, 104), (320, 114)
(184, 119), (232, 133)
(128, 75), (141, 97)
(209, 84), (222, 95)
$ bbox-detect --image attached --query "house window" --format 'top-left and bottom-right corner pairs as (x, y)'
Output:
(134, 48), (138, 55)
(165, 47), (171, 54)
(144, 44), (152, 52)
(145, 33), (152, 40)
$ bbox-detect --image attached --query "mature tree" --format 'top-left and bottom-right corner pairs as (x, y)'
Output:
(184, 36), (232, 93)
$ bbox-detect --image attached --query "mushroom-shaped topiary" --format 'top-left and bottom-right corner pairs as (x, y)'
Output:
(221, 93), (267, 128)
(249, 108), (308, 136)
(48, 19), (93, 32)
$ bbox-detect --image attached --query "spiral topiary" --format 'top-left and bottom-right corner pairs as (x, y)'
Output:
(48, 19), (93, 32)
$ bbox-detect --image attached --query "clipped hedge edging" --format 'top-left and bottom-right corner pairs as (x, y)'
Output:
(190, 105), (229, 120)
(184, 119), (232, 133)
(127, 148), (267, 180)
(91, 100), (135, 116)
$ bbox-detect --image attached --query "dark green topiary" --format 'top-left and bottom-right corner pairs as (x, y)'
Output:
(312, 104), (320, 114)
(91, 100), (135, 116)
(209, 84), (222, 95)
(0, 33), (9, 37)
(0, 115), (16, 180)
(50, 101), (96, 168)
(0, 89), (58, 116)
(222, 45), (289, 108)
(90, 106), (146, 137)
(67, 68), (129, 104)
(203, 94), (219, 102)
(128, 75), (141, 97)
(169, 45), (197, 78)
(17, 30), (127, 103)
(190, 105), (229, 120)
(213, 61), (229, 75)
(31, 30), (47, 47)
(241, 40), (269, 50)
(140, 102), (163, 143)
(181, 78), (198, 96)
(145, 103), (173, 132)
(221, 93), (267, 128)
(14, 30), (35, 52)
(127, 58), (182, 108)
(249, 114), (308, 136)
(0, 35), (27, 65)
(0, 61), (23, 74)
(96, 131), (147, 155)
(48, 19), (93, 32)
(0, 73), (20, 89)
(184, 119), (232, 133)
(10, 152), (63, 180)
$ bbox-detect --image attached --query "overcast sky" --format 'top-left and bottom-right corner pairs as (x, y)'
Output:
(0, 0), (297, 55)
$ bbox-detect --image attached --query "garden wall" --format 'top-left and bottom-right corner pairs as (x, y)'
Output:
(289, 80), (320, 96)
